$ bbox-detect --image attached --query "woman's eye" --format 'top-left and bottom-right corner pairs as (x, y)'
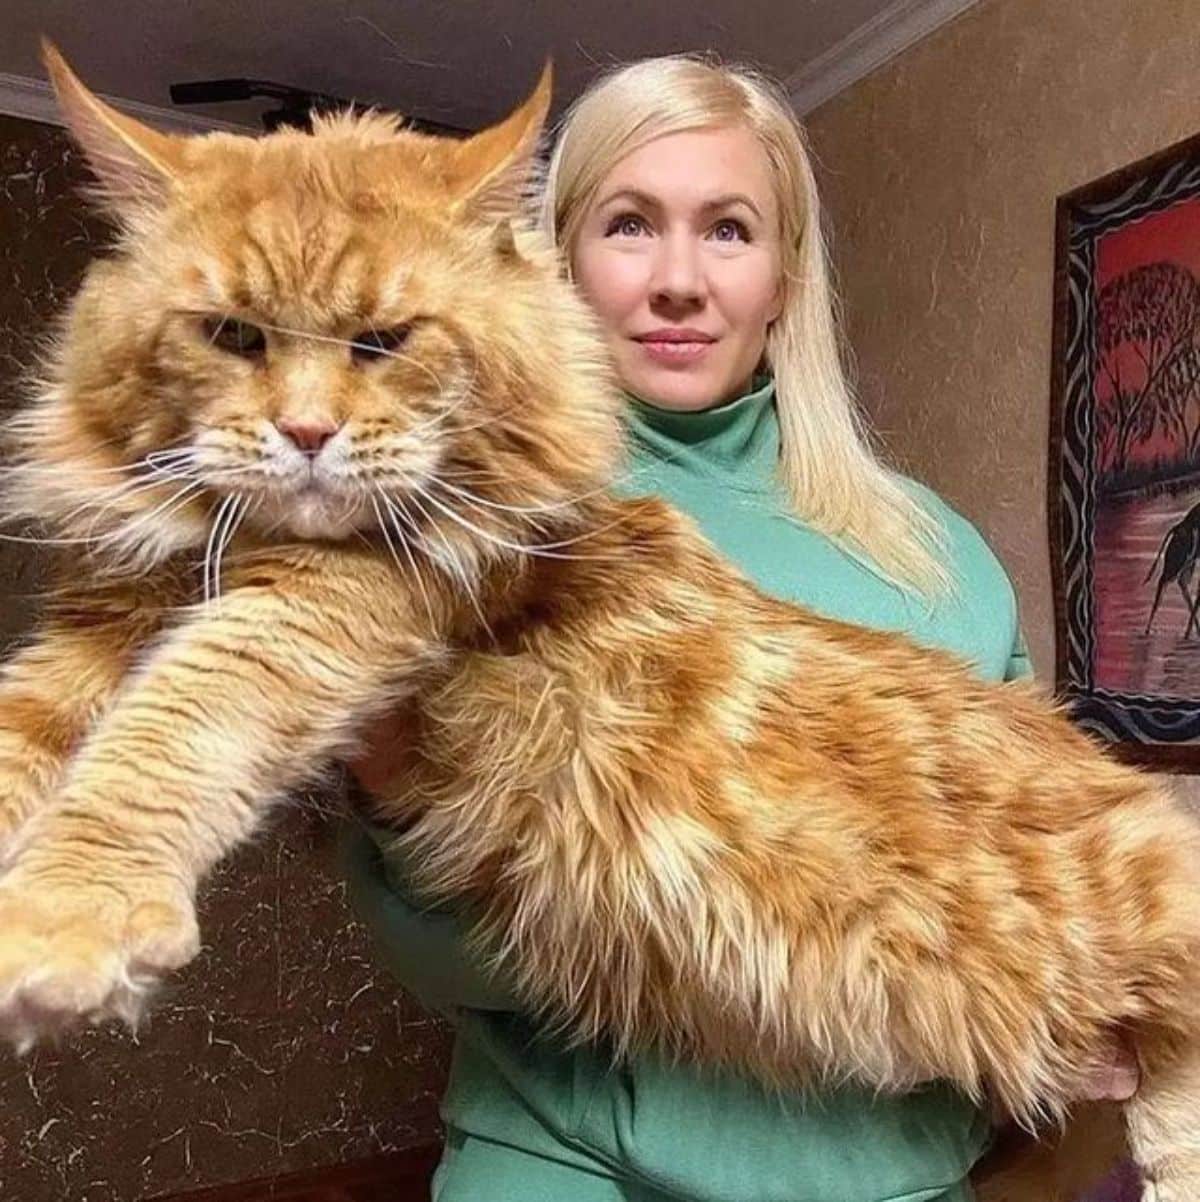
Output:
(711, 219), (750, 243)
(606, 213), (648, 238)
(203, 317), (266, 357)
(350, 324), (413, 362)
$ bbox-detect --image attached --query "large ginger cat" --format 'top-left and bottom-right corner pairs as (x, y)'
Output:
(0, 44), (1196, 1200)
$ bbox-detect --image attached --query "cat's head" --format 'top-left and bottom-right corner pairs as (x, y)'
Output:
(6, 42), (620, 576)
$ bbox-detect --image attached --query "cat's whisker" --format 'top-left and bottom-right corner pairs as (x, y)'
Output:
(212, 494), (251, 609)
(427, 473), (608, 518)
(423, 397), (517, 440)
(68, 472), (207, 540)
(402, 341), (485, 439)
(410, 480), (628, 563)
(202, 493), (241, 611)
(95, 479), (202, 537)
(401, 488), (492, 638)
(57, 463), (261, 543)
(371, 492), (438, 634)
(370, 494), (406, 576)
(403, 387), (477, 441)
(77, 469), (200, 508)
(203, 506), (230, 603)
(0, 529), (107, 547)
(94, 480), (207, 559)
(0, 446), (197, 481)
(0, 460), (146, 480)
(329, 489), (364, 531)
(142, 447), (197, 469)
(379, 492), (441, 619)
(251, 319), (447, 394)
(244, 313), (491, 451)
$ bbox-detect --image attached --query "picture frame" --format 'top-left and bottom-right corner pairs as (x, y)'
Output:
(1050, 128), (1200, 772)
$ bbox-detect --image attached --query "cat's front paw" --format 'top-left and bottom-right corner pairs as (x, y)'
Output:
(0, 869), (199, 1052)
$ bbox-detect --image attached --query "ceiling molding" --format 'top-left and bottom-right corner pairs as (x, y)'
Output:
(787, 0), (982, 115)
(0, 70), (251, 133)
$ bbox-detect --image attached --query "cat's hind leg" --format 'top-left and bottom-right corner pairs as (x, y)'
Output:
(1124, 1034), (1200, 1202)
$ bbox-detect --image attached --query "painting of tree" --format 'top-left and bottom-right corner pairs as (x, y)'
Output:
(1095, 262), (1200, 475)
(1051, 130), (1200, 770)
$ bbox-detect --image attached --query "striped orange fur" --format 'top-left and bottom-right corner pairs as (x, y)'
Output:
(0, 45), (1195, 1200)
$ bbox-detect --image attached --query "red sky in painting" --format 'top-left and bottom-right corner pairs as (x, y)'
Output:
(1093, 194), (1200, 470)
(1097, 194), (1200, 287)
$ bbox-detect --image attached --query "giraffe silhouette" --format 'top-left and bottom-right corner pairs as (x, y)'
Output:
(1144, 498), (1200, 637)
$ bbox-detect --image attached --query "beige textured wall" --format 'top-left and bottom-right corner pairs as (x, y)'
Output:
(805, 0), (1200, 678)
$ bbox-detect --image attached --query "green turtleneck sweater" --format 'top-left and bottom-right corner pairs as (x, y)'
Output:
(341, 378), (1028, 1202)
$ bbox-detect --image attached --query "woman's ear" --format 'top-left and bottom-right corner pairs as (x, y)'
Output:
(768, 274), (787, 326)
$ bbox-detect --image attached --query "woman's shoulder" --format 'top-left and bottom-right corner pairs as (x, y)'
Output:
(898, 476), (1016, 594)
(897, 475), (981, 534)
(892, 475), (1028, 679)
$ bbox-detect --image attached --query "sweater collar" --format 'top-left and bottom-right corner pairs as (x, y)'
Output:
(623, 375), (779, 485)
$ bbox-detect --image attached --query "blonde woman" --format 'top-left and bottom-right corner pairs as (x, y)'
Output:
(343, 56), (1131, 1201)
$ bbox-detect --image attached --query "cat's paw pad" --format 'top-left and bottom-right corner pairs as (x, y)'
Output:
(0, 880), (199, 1051)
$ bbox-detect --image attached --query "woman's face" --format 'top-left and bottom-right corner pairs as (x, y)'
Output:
(570, 125), (784, 412)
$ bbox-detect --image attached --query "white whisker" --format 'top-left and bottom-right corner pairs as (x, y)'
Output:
(403, 488), (492, 637)
(101, 480), (206, 549)
(428, 474), (598, 517)
(0, 529), (103, 547)
(203, 493), (240, 611)
(411, 480), (624, 561)
(71, 472), (203, 543)
(250, 318), (447, 393)
(219, 493), (251, 593)
(213, 494), (251, 608)
(372, 492), (438, 633)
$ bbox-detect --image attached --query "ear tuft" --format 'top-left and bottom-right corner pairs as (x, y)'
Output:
(449, 60), (553, 225)
(42, 39), (185, 217)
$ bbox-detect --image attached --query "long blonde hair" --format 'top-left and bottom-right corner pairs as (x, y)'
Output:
(542, 55), (949, 596)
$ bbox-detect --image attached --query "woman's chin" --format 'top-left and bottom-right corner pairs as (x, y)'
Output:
(622, 362), (749, 412)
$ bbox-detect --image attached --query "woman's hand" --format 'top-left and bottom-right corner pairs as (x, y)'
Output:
(1075, 1030), (1140, 1101)
(349, 707), (416, 799)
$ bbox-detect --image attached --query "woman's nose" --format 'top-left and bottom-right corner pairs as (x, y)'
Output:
(649, 234), (706, 308)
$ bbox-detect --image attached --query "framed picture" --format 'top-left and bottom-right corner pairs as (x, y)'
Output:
(1050, 129), (1200, 771)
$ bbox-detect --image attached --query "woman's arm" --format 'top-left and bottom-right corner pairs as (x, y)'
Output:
(339, 816), (522, 1014)
(1004, 626), (1032, 681)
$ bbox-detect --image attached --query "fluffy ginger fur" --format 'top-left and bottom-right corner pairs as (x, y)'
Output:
(0, 44), (1196, 1200)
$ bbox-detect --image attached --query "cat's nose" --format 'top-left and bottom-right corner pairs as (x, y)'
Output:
(275, 417), (340, 457)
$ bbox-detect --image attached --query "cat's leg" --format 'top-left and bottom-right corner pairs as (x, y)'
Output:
(0, 546), (435, 1048)
(0, 587), (168, 867)
(1124, 1037), (1200, 1202)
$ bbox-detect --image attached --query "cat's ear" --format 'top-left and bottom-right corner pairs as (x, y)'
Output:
(42, 39), (185, 218)
(447, 61), (552, 225)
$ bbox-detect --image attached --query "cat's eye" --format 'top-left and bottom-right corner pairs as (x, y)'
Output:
(203, 317), (267, 358)
(350, 325), (413, 363)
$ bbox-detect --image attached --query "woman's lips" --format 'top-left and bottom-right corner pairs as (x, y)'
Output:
(634, 331), (717, 365)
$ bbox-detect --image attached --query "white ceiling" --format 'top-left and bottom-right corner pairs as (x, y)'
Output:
(0, 0), (980, 132)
